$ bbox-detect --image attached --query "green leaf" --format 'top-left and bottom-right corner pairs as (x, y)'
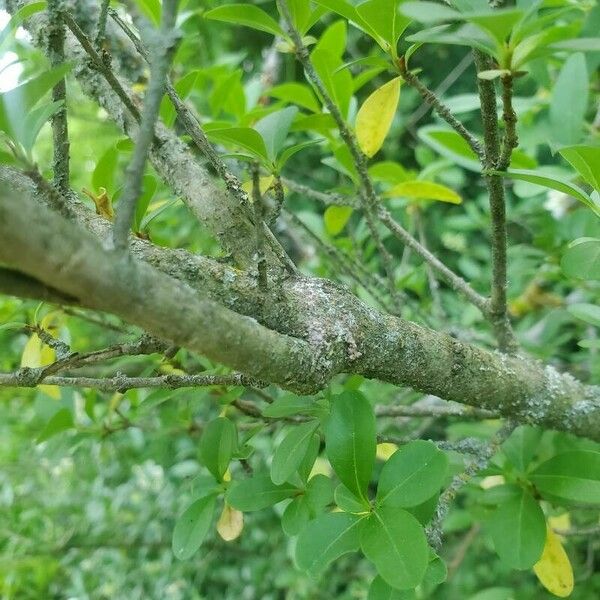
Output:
(368, 575), (416, 599)
(361, 505), (429, 590)
(37, 408), (74, 443)
(287, 0), (312, 35)
(20, 100), (63, 154)
(383, 180), (461, 204)
(277, 139), (323, 171)
(0, 64), (72, 146)
(501, 426), (542, 472)
(199, 417), (238, 482)
(493, 169), (598, 215)
(254, 106), (299, 162)
(92, 146), (119, 194)
(298, 433), (321, 483)
(400, 2), (460, 23)
(418, 126), (480, 171)
(205, 4), (286, 37)
(561, 238), (600, 280)
(550, 53), (588, 146)
(206, 127), (269, 163)
(0, 1), (46, 47)
(305, 474), (334, 513)
(226, 474), (298, 511)
(135, 0), (161, 25)
(356, 0), (411, 48)
(324, 205), (353, 236)
(269, 82), (321, 113)
(487, 489), (546, 569)
(295, 511), (364, 574)
(324, 391), (376, 502)
(567, 303), (600, 328)
(335, 484), (369, 513)
(531, 451), (600, 505)
(465, 9), (525, 45)
(172, 494), (217, 560)
(559, 145), (600, 193)
(376, 441), (448, 508)
(271, 421), (320, 485)
(262, 394), (317, 418)
(311, 47), (353, 119)
(312, 0), (380, 42)
(423, 554), (448, 587)
(282, 496), (311, 536)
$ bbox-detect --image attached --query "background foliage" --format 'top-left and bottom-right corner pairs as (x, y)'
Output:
(1, 0), (600, 598)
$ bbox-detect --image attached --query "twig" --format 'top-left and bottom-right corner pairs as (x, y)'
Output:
(399, 58), (484, 161)
(94, 0), (111, 49)
(497, 74), (518, 171)
(62, 11), (141, 122)
(277, 0), (399, 303)
(283, 178), (357, 207)
(426, 420), (515, 549)
(47, 0), (70, 194)
(415, 210), (445, 319)
(378, 208), (488, 313)
(474, 50), (517, 352)
(0, 371), (262, 391)
(113, 1), (178, 249)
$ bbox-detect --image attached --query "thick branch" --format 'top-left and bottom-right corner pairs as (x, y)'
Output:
(2, 184), (600, 441)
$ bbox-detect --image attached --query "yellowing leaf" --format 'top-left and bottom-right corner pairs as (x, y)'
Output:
(356, 77), (401, 158)
(533, 526), (574, 598)
(376, 442), (398, 461)
(83, 187), (114, 221)
(384, 180), (462, 204)
(217, 503), (244, 541)
(21, 332), (60, 399)
(549, 513), (571, 539)
(21, 333), (42, 368)
(241, 175), (274, 197)
(324, 205), (353, 236)
(480, 475), (505, 489)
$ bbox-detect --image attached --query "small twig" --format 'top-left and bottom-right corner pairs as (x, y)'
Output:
(47, 0), (70, 194)
(415, 210), (445, 320)
(0, 371), (262, 392)
(378, 207), (488, 313)
(497, 74), (518, 171)
(399, 58), (484, 161)
(283, 178), (357, 208)
(113, 1), (179, 249)
(474, 50), (517, 352)
(94, 0), (111, 50)
(251, 164), (268, 290)
(426, 420), (515, 549)
(62, 11), (141, 122)
(269, 176), (285, 226)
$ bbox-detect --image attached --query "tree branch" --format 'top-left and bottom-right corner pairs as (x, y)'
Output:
(113, 1), (178, 249)
(474, 50), (516, 352)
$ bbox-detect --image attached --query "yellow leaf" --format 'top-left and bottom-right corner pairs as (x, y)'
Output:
(376, 442), (398, 461)
(384, 180), (462, 204)
(533, 526), (574, 598)
(83, 187), (114, 221)
(356, 77), (401, 158)
(217, 503), (244, 541)
(241, 175), (275, 198)
(21, 332), (60, 398)
(324, 205), (353, 236)
(223, 468), (232, 482)
(480, 475), (505, 489)
(549, 513), (571, 539)
(21, 333), (42, 368)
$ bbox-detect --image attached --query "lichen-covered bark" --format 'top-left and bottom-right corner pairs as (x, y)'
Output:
(1, 183), (599, 441)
